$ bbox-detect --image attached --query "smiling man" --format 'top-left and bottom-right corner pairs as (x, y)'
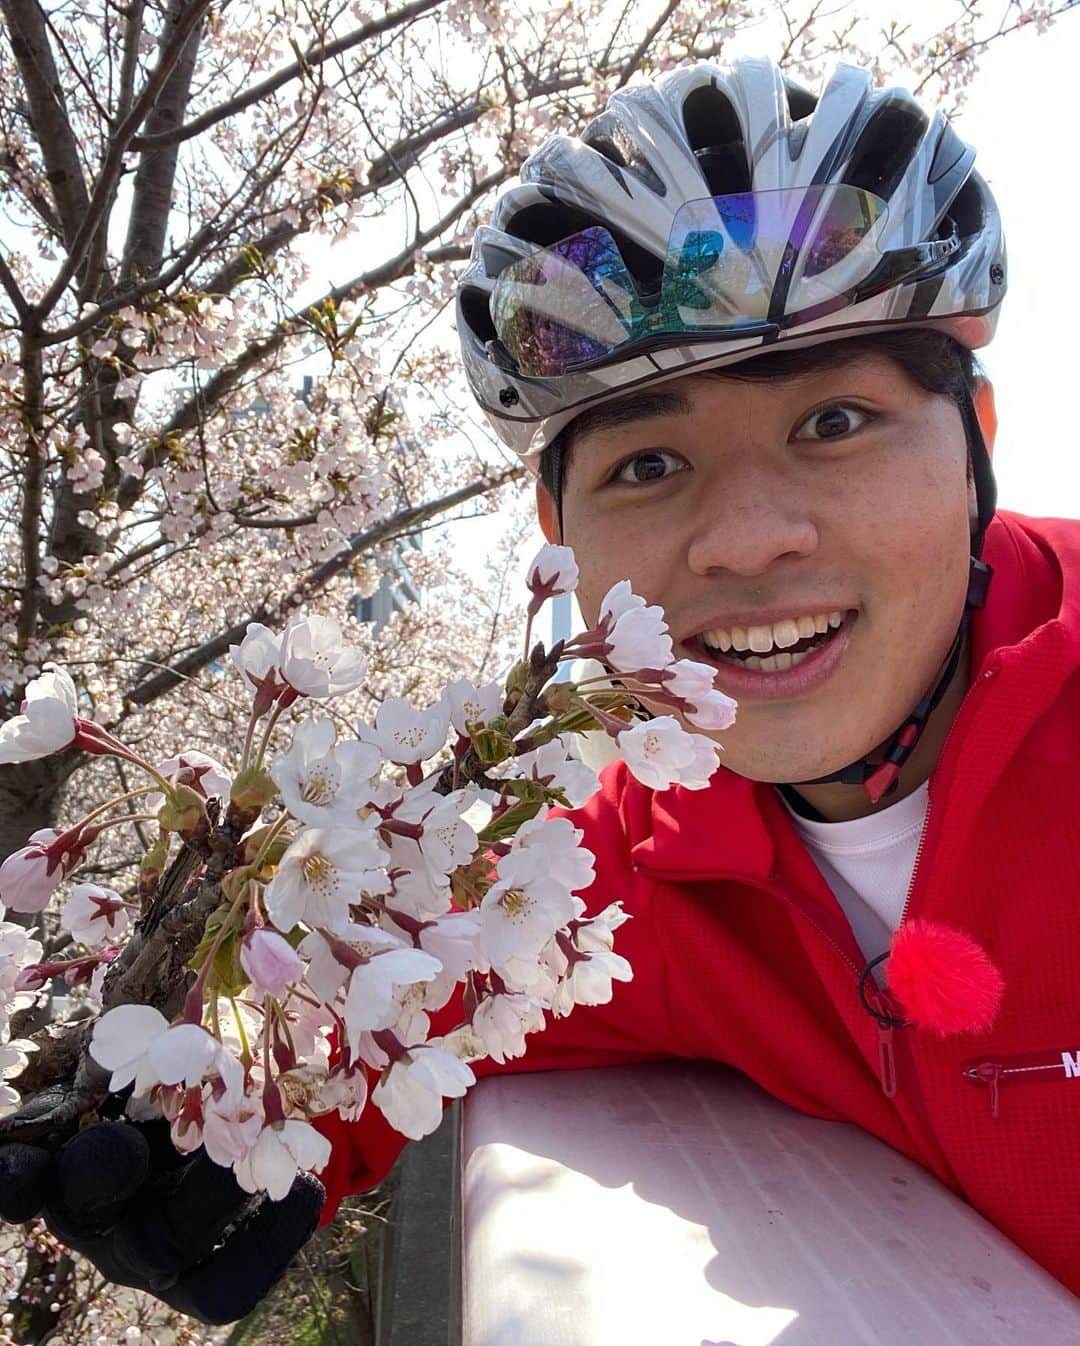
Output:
(411, 54), (1080, 1296)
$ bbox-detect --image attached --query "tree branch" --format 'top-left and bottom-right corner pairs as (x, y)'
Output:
(122, 465), (522, 710)
(16, 334), (44, 644)
(120, 168), (502, 508)
(32, 0), (213, 321)
(0, 253), (31, 324)
(119, 0), (204, 288)
(128, 0), (443, 153)
(0, 0), (92, 254)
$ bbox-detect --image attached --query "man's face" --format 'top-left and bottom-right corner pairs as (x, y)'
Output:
(540, 352), (989, 784)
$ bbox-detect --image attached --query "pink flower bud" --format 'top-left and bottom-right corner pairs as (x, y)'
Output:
(526, 544), (578, 601)
(240, 928), (304, 1001)
(0, 832), (64, 912)
(14, 965), (47, 992)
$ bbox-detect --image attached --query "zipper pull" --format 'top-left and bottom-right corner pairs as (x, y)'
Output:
(973, 1061), (1002, 1119)
(877, 1023), (897, 1099)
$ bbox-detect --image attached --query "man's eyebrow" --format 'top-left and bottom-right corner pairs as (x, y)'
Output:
(568, 388), (695, 445)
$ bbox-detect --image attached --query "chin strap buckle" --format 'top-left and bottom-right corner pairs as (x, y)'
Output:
(967, 557), (993, 609)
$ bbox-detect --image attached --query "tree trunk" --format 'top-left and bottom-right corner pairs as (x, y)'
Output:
(0, 752), (82, 865)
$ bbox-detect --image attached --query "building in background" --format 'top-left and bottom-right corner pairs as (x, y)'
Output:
(351, 533), (421, 631)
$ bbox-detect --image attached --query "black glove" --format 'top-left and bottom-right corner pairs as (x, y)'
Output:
(0, 1088), (325, 1324)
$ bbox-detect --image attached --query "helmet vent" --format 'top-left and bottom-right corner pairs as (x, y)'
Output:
(503, 201), (663, 294)
(943, 176), (984, 241)
(841, 96), (929, 201)
(459, 286), (497, 343)
(581, 113), (667, 196)
(784, 78), (817, 122)
(681, 83), (751, 196)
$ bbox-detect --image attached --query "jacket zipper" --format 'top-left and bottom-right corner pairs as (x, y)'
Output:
(760, 877), (906, 1096)
(962, 1051), (1080, 1119)
(873, 665), (999, 1100)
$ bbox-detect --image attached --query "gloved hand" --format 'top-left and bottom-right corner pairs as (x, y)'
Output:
(0, 1087), (325, 1324)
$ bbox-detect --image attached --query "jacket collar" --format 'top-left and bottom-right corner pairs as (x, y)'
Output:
(632, 511), (1079, 885)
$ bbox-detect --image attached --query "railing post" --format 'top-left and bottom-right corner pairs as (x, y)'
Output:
(376, 1100), (462, 1346)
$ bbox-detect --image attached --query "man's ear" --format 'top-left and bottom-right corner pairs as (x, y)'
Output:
(973, 377), (997, 461)
(535, 479), (561, 543)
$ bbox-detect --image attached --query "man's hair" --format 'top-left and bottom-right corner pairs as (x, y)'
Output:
(538, 329), (981, 501)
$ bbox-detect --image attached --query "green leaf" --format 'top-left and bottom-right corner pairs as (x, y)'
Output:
(478, 797), (545, 844)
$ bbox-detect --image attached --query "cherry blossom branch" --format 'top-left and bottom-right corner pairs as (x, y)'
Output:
(0, 254), (30, 325)
(31, 0), (213, 321)
(120, 466), (521, 712)
(120, 169), (502, 506)
(129, 0), (444, 153)
(911, 0), (1079, 95)
(613, 0), (682, 89)
(0, 0), (92, 255)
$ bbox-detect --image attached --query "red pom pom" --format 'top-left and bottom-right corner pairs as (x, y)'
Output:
(887, 919), (1004, 1037)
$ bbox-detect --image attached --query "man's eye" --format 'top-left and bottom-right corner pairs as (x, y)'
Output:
(793, 404), (871, 441)
(611, 450), (686, 484)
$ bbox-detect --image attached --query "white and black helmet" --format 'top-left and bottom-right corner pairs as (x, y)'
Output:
(456, 55), (1006, 466)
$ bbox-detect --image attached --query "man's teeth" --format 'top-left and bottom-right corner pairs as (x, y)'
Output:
(700, 610), (846, 669)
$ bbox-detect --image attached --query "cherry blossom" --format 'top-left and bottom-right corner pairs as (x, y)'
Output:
(605, 603), (674, 672)
(684, 689), (739, 732)
(265, 825), (389, 933)
(493, 736), (598, 807)
(272, 719), (381, 826)
(445, 677), (504, 735)
(511, 808), (596, 896)
(234, 1118), (334, 1201)
(150, 751), (233, 809)
(229, 624), (290, 712)
(617, 716), (721, 792)
(149, 1024), (244, 1095)
(525, 543), (579, 607)
(480, 844), (579, 968)
(201, 1088), (265, 1168)
(371, 1044), (475, 1141)
(240, 928), (305, 1001)
(381, 782), (478, 878)
(299, 922), (442, 1050)
(472, 992), (546, 1063)
(552, 948), (633, 1015)
(0, 665), (78, 762)
(365, 697), (451, 765)
(599, 580), (646, 626)
(60, 883), (131, 945)
(89, 1004), (171, 1094)
(0, 828), (83, 913)
(280, 615), (367, 699)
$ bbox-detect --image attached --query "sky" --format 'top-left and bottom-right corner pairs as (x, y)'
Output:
(947, 12), (1080, 517)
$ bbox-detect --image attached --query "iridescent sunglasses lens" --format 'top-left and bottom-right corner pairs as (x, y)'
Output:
(491, 187), (890, 378)
(491, 227), (638, 376)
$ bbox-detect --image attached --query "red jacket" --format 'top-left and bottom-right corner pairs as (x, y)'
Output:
(316, 509), (1080, 1295)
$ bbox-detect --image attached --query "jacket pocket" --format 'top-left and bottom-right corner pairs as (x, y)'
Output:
(961, 1047), (1080, 1118)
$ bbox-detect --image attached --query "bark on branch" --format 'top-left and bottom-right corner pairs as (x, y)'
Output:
(0, 0), (92, 257)
(128, 0), (444, 152)
(32, 0), (213, 321)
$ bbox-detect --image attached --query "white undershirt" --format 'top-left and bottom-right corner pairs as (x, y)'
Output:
(779, 782), (930, 962)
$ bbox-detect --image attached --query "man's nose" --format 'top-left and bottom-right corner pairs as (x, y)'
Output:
(685, 465), (819, 578)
